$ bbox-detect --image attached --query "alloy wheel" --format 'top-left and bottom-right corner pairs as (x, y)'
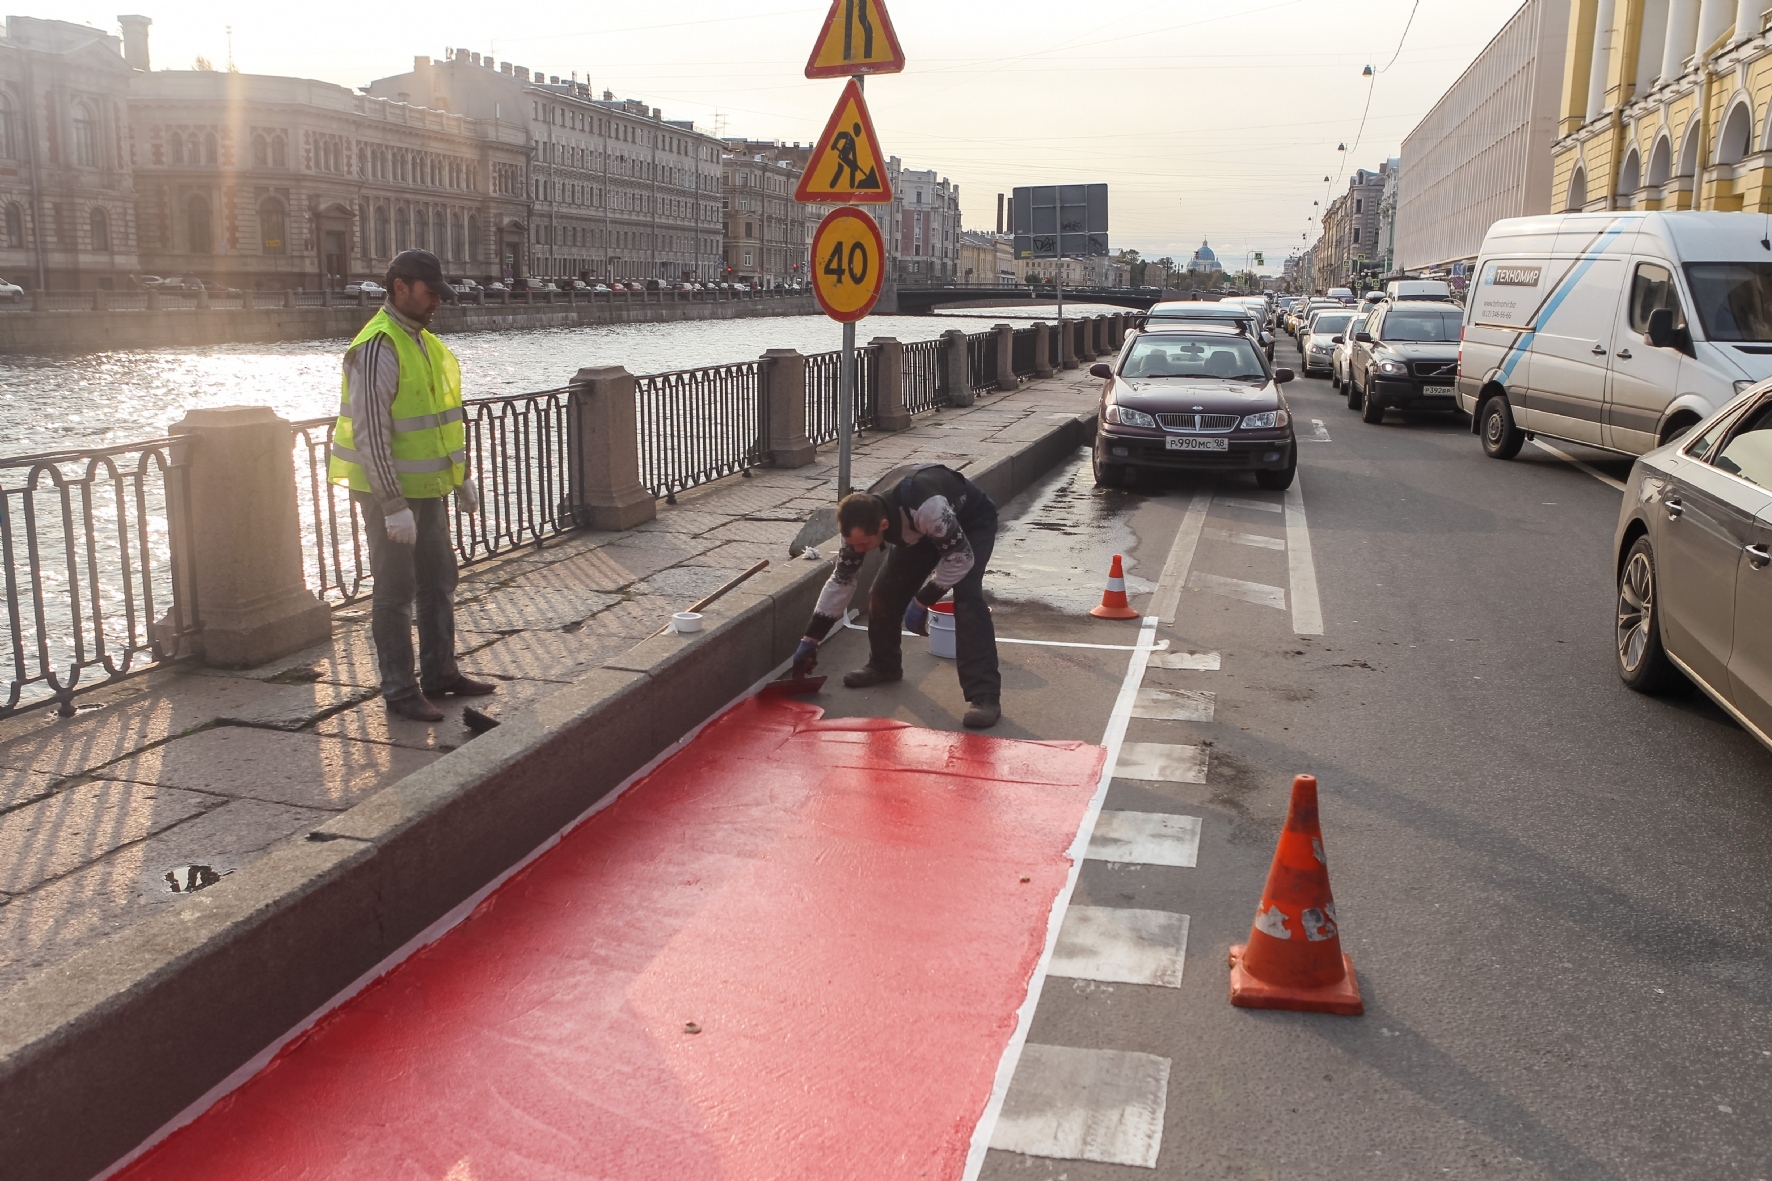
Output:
(1617, 551), (1654, 673)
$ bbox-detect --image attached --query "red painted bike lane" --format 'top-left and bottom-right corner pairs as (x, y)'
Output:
(117, 695), (1104, 1180)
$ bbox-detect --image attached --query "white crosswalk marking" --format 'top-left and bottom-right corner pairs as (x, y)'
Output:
(1148, 649), (1221, 670)
(1131, 686), (1215, 721)
(1087, 810), (1202, 867)
(1114, 741), (1208, 783)
(1303, 418), (1332, 442)
(1050, 906), (1191, 987)
(1220, 496), (1284, 514)
(1188, 570), (1287, 610)
(990, 1044), (1171, 1168)
(1206, 525), (1286, 551)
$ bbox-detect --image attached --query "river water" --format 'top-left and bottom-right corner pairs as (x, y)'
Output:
(0, 304), (1125, 457)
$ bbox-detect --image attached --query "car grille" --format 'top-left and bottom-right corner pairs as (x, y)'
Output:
(1156, 413), (1240, 433)
(1412, 360), (1457, 379)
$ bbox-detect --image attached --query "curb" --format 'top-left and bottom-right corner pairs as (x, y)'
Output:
(0, 409), (1097, 1181)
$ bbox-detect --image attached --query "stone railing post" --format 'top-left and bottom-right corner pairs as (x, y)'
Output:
(1032, 322), (1055, 378)
(168, 407), (331, 667)
(872, 337), (911, 431)
(1061, 319), (1079, 369)
(474, 289), (485, 306)
(91, 289), (106, 311)
(1077, 317), (1098, 362)
(241, 287), (255, 311)
(566, 366), (656, 530)
(196, 285), (212, 310)
(940, 327), (974, 408)
(994, 323), (1017, 391)
(282, 290), (294, 309)
(31, 288), (45, 312)
(762, 348), (816, 466)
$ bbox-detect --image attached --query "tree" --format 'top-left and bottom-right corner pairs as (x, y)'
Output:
(193, 55), (215, 70)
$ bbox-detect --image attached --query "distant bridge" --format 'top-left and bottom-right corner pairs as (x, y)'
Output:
(891, 285), (1174, 315)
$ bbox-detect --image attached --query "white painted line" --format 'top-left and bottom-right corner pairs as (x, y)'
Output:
(1088, 810), (1202, 868)
(1114, 741), (1208, 784)
(964, 616), (1162, 1180)
(1220, 496), (1284, 514)
(1530, 437), (1627, 492)
(1284, 472), (1324, 636)
(1303, 418), (1332, 442)
(1131, 686), (1215, 722)
(1188, 571), (1287, 610)
(1050, 906), (1191, 988)
(1148, 649), (1220, 671)
(989, 1044), (1171, 1168)
(1205, 526), (1285, 551)
(1149, 490), (1212, 625)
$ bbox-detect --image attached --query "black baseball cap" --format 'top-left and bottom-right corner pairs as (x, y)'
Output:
(385, 249), (456, 301)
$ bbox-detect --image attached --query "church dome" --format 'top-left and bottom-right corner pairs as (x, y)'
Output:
(1194, 240), (1216, 262)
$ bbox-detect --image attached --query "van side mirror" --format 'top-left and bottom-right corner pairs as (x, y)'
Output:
(1089, 363), (1114, 379)
(1273, 368), (1294, 384)
(1331, 335), (1345, 345)
(1647, 307), (1676, 349)
(1355, 331), (1374, 343)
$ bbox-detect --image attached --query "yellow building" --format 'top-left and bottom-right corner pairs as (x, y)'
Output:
(1553, 0), (1772, 212)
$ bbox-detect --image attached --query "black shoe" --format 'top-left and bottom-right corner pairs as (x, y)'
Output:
(962, 698), (1001, 729)
(388, 693), (445, 722)
(424, 673), (498, 697)
(842, 665), (903, 689)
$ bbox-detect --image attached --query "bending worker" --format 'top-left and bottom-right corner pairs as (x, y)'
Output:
(329, 249), (495, 722)
(793, 463), (1002, 729)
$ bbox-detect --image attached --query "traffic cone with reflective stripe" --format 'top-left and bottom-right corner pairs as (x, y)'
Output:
(1090, 554), (1140, 620)
(1229, 774), (1363, 1015)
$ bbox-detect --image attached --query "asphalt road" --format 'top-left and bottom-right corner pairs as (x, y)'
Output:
(815, 336), (1772, 1180)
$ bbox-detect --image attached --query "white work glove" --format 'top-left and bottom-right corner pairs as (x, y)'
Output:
(384, 507), (417, 546)
(456, 476), (480, 516)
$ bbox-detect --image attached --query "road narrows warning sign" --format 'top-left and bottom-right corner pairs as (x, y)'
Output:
(805, 0), (907, 78)
(794, 78), (894, 204)
(810, 206), (886, 322)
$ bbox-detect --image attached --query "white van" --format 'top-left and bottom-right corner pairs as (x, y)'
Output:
(1458, 211), (1772, 458)
(1386, 278), (1452, 301)
(1325, 286), (1355, 303)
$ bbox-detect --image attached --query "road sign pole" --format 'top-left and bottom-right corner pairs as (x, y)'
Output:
(839, 318), (856, 497)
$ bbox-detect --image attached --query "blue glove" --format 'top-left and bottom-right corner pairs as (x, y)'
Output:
(903, 601), (930, 636)
(792, 637), (819, 676)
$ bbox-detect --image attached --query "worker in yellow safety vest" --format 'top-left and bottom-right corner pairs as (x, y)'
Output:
(329, 249), (495, 721)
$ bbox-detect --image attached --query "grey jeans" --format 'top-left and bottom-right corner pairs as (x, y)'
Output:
(355, 493), (460, 701)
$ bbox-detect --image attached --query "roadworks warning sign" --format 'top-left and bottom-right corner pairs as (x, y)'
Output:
(794, 78), (893, 205)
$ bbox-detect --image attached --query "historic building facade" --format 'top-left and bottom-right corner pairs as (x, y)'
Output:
(722, 144), (808, 286)
(0, 16), (141, 289)
(129, 67), (528, 289)
(370, 51), (724, 284)
(1316, 165), (1391, 290)
(1552, 0), (1772, 212)
(885, 160), (960, 283)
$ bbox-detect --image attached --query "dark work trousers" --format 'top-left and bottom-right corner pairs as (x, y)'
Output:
(866, 511), (1001, 703)
(355, 492), (460, 702)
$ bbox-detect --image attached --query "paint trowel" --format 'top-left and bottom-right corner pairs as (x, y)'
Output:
(759, 672), (826, 698)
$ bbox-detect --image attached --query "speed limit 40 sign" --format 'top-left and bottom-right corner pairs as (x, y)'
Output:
(810, 205), (885, 323)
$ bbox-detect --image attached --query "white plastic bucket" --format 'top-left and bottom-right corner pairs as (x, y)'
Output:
(927, 602), (957, 659)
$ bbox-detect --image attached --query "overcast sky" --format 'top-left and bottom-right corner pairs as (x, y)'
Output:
(58, 0), (1528, 273)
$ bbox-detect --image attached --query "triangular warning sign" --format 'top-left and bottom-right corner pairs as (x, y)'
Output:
(795, 78), (894, 204)
(805, 0), (906, 79)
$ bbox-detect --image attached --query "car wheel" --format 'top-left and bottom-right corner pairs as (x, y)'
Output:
(1331, 363), (1342, 390)
(1360, 380), (1385, 424)
(1479, 395), (1524, 459)
(1254, 446), (1296, 491)
(1092, 440), (1126, 488)
(1346, 370), (1363, 409)
(1617, 536), (1677, 693)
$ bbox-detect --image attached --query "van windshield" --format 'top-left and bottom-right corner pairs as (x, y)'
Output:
(1380, 308), (1462, 341)
(1685, 262), (1772, 341)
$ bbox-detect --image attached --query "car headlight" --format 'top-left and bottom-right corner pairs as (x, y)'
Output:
(1240, 409), (1290, 429)
(1378, 359), (1407, 375)
(1310, 343), (1331, 353)
(1105, 403), (1157, 428)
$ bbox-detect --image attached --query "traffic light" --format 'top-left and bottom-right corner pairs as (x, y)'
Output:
(1254, 252), (1264, 266)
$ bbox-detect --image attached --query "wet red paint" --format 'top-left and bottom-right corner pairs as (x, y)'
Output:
(119, 696), (1104, 1181)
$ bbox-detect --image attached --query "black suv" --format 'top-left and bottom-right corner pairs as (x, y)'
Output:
(1344, 300), (1463, 424)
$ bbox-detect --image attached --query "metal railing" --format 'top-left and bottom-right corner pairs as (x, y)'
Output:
(805, 345), (880, 445)
(636, 362), (768, 503)
(966, 331), (998, 394)
(0, 286), (812, 314)
(1, 439), (199, 717)
(1011, 327), (1039, 377)
(902, 338), (946, 415)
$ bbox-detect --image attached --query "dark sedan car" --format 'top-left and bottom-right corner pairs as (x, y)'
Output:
(1090, 324), (1297, 490)
(1614, 385), (1772, 753)
(1345, 299), (1463, 424)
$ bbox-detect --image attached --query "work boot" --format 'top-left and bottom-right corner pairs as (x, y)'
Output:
(842, 664), (903, 689)
(424, 673), (498, 698)
(962, 698), (1001, 730)
(387, 693), (445, 722)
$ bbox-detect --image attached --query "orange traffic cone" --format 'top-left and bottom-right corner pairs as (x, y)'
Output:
(1228, 774), (1364, 1015)
(1090, 554), (1140, 620)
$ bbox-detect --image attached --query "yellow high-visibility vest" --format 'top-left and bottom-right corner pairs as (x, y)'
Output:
(327, 309), (466, 499)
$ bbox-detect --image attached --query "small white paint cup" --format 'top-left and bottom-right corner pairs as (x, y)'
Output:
(671, 612), (704, 634)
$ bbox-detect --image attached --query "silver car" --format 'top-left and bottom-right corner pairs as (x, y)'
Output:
(1614, 385), (1772, 753)
(1331, 314), (1367, 390)
(1300, 310), (1358, 379)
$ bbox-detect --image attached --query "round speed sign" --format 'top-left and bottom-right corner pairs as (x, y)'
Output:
(810, 206), (886, 323)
